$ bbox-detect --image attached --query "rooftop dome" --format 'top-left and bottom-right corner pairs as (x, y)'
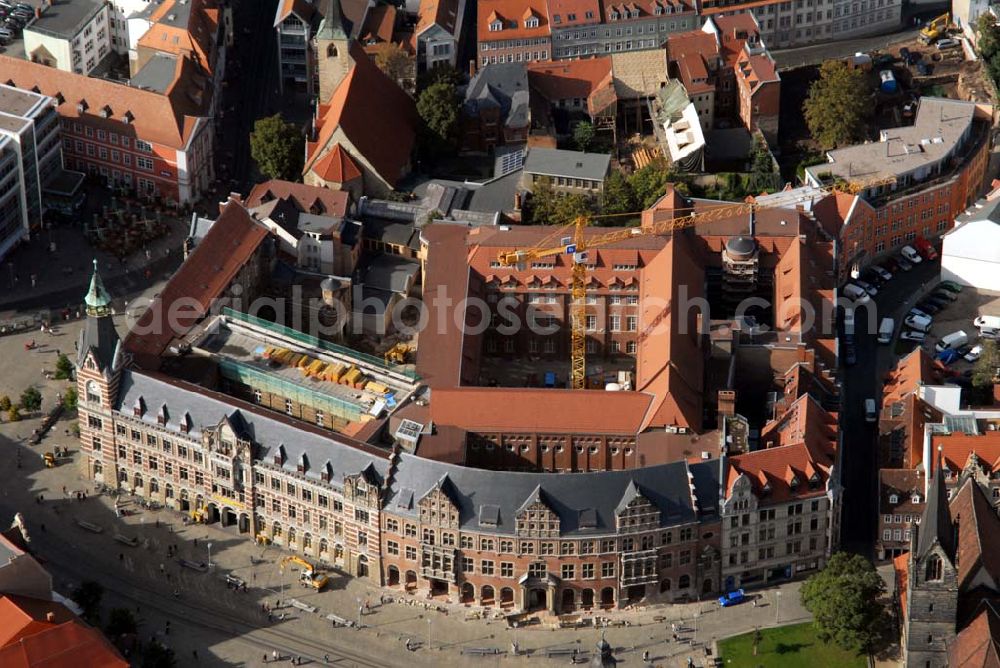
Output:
(725, 235), (757, 259)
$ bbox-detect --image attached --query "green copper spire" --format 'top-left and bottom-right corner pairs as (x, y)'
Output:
(84, 258), (112, 317)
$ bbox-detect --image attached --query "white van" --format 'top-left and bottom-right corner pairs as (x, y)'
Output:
(865, 398), (878, 423)
(974, 315), (1000, 332)
(905, 314), (933, 332)
(935, 330), (969, 353)
(878, 318), (894, 344)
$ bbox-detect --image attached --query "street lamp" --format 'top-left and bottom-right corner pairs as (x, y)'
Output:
(775, 590), (781, 625)
(207, 541), (213, 569)
(356, 597), (363, 628)
(427, 618), (432, 651)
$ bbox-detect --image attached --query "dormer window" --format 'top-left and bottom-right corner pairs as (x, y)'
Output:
(761, 482), (772, 495)
(889, 494), (899, 504)
(552, 13), (561, 23)
(100, 105), (113, 119)
(654, 5), (662, 14)
(630, 9), (639, 17)
(912, 494), (921, 503)
(789, 476), (800, 490)
(609, 10), (618, 20)
(568, 12), (576, 20)
(525, 17), (538, 27)
(489, 19), (503, 31)
(274, 444), (287, 466)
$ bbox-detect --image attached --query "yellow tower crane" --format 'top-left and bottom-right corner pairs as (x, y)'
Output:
(497, 175), (897, 390)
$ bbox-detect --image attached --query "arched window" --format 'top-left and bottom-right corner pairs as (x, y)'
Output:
(327, 44), (338, 58)
(678, 574), (691, 589)
(925, 555), (943, 581)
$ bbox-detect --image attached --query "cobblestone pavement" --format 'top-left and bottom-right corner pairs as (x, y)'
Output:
(0, 322), (818, 667)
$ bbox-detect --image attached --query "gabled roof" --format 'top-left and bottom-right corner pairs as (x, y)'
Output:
(0, 595), (127, 667)
(124, 201), (270, 367)
(312, 144), (364, 184)
(139, 0), (220, 75)
(414, 0), (459, 37)
(306, 42), (417, 188)
(725, 436), (835, 503)
(478, 0), (551, 40)
(274, 0), (316, 26)
(246, 179), (351, 217)
(2, 55), (209, 150)
(950, 479), (1000, 591)
(951, 602), (1000, 668)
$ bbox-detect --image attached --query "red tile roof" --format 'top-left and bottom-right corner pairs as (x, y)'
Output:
(124, 201), (269, 366)
(311, 144), (364, 185)
(246, 179), (351, 217)
(527, 57), (616, 116)
(360, 4), (397, 44)
(479, 0), (551, 41)
(883, 349), (940, 405)
(414, 0), (459, 37)
(933, 431), (1000, 477)
(951, 603), (1000, 668)
(1, 55), (209, 150)
(547, 0), (601, 27)
(430, 387), (656, 434)
(274, 0), (316, 24)
(0, 596), (126, 668)
(951, 479), (1000, 592)
(725, 423), (836, 503)
(894, 552), (909, 616)
(305, 43), (417, 188)
(665, 30), (719, 94)
(140, 0), (219, 75)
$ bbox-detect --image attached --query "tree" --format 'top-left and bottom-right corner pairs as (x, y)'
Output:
(141, 640), (177, 668)
(72, 581), (104, 622)
(416, 82), (460, 157)
(105, 607), (138, 637)
(977, 13), (1000, 61)
(7, 406), (19, 422)
(249, 114), (305, 181)
(601, 170), (637, 215)
(19, 387), (42, 412)
(804, 61), (871, 150)
(54, 353), (74, 380)
(375, 43), (414, 90)
(524, 177), (594, 225)
(0, 395), (9, 411)
(801, 552), (888, 653)
(972, 340), (1000, 391)
(63, 387), (78, 410)
(417, 64), (462, 92)
(628, 160), (676, 208)
(572, 121), (596, 152)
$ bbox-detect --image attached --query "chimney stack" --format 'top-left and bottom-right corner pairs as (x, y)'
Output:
(45, 612), (55, 622)
(514, 191), (522, 210)
(718, 390), (736, 417)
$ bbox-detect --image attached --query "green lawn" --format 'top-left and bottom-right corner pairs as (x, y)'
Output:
(717, 622), (867, 668)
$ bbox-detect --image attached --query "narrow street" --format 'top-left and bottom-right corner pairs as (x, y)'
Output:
(838, 258), (941, 556)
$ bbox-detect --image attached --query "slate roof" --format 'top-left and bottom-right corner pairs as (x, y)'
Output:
(950, 479), (1000, 591)
(917, 451), (954, 559)
(27, 0), (104, 38)
(464, 63), (530, 130)
(130, 53), (181, 94)
(951, 601), (1000, 668)
(115, 370), (391, 487)
(523, 147), (611, 181)
(387, 451), (718, 535)
(246, 180), (351, 218)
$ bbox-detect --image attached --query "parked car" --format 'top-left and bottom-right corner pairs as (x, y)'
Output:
(935, 330), (969, 353)
(897, 257), (914, 271)
(901, 246), (923, 264)
(916, 300), (940, 315)
(860, 268), (884, 286)
(870, 264), (893, 282)
(900, 330), (927, 343)
(909, 307), (933, 320)
(923, 296), (950, 310)
(853, 279), (878, 296)
(938, 281), (963, 293)
(965, 345), (984, 363)
(842, 283), (872, 304)
(937, 348), (962, 365)
(931, 290), (957, 302)
(936, 38), (960, 49)
(914, 237), (939, 260)
(718, 589), (747, 607)
(844, 343), (858, 366)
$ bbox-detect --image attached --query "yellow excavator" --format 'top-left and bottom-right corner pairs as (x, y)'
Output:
(279, 555), (330, 591)
(919, 13), (951, 44)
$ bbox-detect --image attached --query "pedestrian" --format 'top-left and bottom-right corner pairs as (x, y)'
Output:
(643, 650), (650, 661)
(752, 599), (757, 608)
(263, 654), (268, 664)
(267, 613), (273, 622)
(272, 650), (279, 662)
(61, 486), (66, 496)
(192, 649), (198, 660)
(405, 638), (412, 651)
(324, 654), (329, 664)
(194, 538), (198, 547)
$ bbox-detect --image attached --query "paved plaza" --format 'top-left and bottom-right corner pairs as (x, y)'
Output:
(0, 319), (822, 666)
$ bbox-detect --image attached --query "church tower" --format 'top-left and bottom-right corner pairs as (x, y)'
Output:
(313, 3), (352, 103)
(903, 451), (958, 668)
(76, 259), (125, 484)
